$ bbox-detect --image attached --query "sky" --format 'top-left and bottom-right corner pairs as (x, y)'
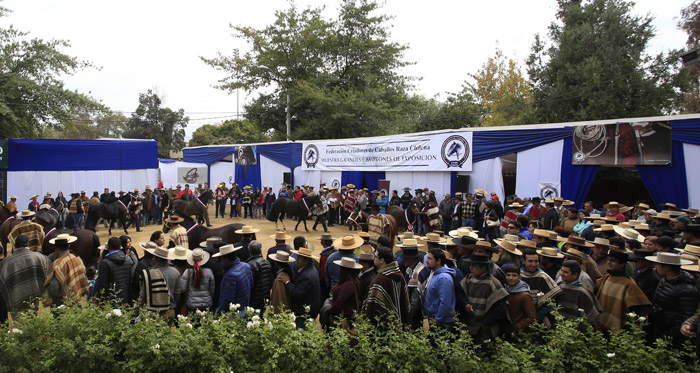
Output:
(3, 0), (692, 140)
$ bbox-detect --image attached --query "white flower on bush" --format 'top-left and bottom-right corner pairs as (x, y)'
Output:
(186, 323), (193, 329)
(536, 292), (544, 297)
(483, 339), (492, 344)
(291, 322), (297, 328)
(638, 316), (647, 322)
(57, 304), (66, 309)
(245, 306), (255, 314)
(195, 309), (207, 317)
(8, 328), (22, 335)
(229, 303), (240, 312)
(289, 313), (296, 321)
(154, 344), (160, 350)
(247, 320), (261, 329)
(254, 308), (261, 314)
(112, 309), (123, 317)
(264, 319), (273, 330)
(627, 312), (637, 319)
(251, 315), (261, 322)
(304, 305), (310, 313)
(177, 314), (188, 322)
(607, 353), (616, 358)
(578, 308), (585, 313)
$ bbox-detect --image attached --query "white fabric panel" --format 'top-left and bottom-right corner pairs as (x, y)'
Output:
(159, 161), (206, 190)
(515, 140), (564, 198)
(210, 161), (234, 187)
(685, 143), (700, 208)
(457, 157), (505, 200)
(7, 169), (158, 204)
(303, 170), (321, 189)
(260, 155), (289, 191)
(293, 167), (305, 188)
(384, 171), (451, 198)
(385, 172), (414, 193)
(320, 171), (342, 189)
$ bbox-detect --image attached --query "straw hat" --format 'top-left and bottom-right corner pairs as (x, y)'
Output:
(517, 240), (537, 249)
(636, 202), (650, 209)
(187, 248), (210, 266)
(143, 244), (170, 260)
(683, 207), (700, 214)
(269, 250), (296, 263)
(467, 240), (498, 253)
(562, 200), (575, 206)
(532, 229), (551, 239)
(48, 233), (77, 245)
(235, 225), (260, 234)
(199, 237), (223, 248)
(582, 213), (603, 221)
(165, 215), (184, 224)
(604, 201), (623, 208)
(646, 252), (692, 266)
(211, 244), (241, 258)
(592, 237), (614, 247)
(564, 248), (587, 261)
(421, 232), (446, 243)
(139, 241), (160, 252)
(29, 195), (38, 200)
(661, 202), (678, 210)
(346, 184), (356, 189)
(270, 230), (291, 240)
(619, 222), (632, 229)
(9, 195), (17, 199)
(396, 238), (425, 248)
(681, 244), (700, 258)
(537, 247), (564, 259)
(559, 235), (594, 248)
(494, 234), (520, 246)
(496, 239), (522, 256)
(613, 226), (644, 241)
(358, 253), (374, 261)
(633, 223), (650, 231)
(358, 231), (370, 239)
(620, 206), (634, 214)
(593, 224), (615, 232)
(39, 203), (52, 210)
(655, 213), (672, 220)
(448, 227), (477, 239)
(397, 231), (416, 240)
(682, 263), (700, 272)
(333, 235), (364, 251)
(169, 246), (192, 260)
(333, 257), (362, 270)
(508, 202), (524, 208)
(291, 247), (320, 261)
(18, 210), (35, 218)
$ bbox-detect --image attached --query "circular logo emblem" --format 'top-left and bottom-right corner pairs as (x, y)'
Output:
(540, 185), (559, 200)
(573, 152), (586, 163)
(441, 135), (470, 168)
(304, 144), (319, 168)
(331, 179), (340, 189)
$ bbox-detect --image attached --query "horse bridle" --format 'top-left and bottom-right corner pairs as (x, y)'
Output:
(346, 210), (362, 227)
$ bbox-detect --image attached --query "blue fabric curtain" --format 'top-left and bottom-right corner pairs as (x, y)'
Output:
(183, 145), (236, 165)
(257, 143), (302, 169)
(159, 158), (176, 164)
(234, 153), (262, 190)
(671, 118), (700, 145)
(560, 137), (600, 208)
(341, 171), (364, 189)
(472, 127), (573, 162)
(636, 141), (689, 209)
(450, 171), (457, 195)
(8, 139), (158, 171)
(363, 172), (386, 191)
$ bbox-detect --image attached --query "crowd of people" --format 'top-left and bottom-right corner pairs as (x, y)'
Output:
(2, 181), (700, 357)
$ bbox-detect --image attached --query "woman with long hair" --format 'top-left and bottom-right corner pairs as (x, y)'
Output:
(119, 235), (139, 277)
(54, 191), (69, 229)
(327, 257), (362, 330)
(176, 248), (215, 314)
(269, 251), (296, 313)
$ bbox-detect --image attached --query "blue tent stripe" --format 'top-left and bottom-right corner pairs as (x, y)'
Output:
(472, 127), (573, 162)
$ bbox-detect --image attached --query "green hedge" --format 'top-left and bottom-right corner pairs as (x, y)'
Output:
(0, 302), (697, 372)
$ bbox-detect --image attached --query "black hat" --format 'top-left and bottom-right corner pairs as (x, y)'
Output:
(629, 249), (654, 261)
(415, 189), (423, 194)
(607, 248), (629, 262)
(400, 246), (422, 258)
(465, 254), (493, 264)
(451, 235), (478, 247)
(532, 197), (541, 203)
(206, 240), (226, 255)
(683, 224), (700, 235)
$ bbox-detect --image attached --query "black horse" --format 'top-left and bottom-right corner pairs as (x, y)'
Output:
(169, 189), (214, 225)
(162, 212), (250, 250)
(84, 193), (133, 235)
(267, 194), (322, 232)
(36, 207), (61, 231)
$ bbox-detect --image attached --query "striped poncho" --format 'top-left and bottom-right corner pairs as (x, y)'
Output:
(461, 273), (509, 336)
(8, 220), (45, 254)
(520, 269), (557, 303)
(596, 272), (651, 331)
(0, 248), (51, 312)
(362, 261), (410, 325)
(540, 282), (602, 325)
(43, 252), (89, 306)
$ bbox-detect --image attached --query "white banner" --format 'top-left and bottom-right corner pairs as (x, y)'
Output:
(302, 132), (473, 172)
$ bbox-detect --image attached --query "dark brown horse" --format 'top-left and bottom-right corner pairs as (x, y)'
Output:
(0, 215), (21, 251)
(169, 190), (214, 225)
(266, 194), (322, 232)
(386, 202), (420, 234)
(346, 210), (399, 248)
(84, 193), (132, 235)
(0, 205), (15, 224)
(162, 213), (251, 250)
(36, 218), (101, 268)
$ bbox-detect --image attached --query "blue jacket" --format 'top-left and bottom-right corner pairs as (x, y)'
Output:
(217, 259), (253, 314)
(376, 195), (389, 214)
(425, 266), (456, 324)
(286, 264), (322, 328)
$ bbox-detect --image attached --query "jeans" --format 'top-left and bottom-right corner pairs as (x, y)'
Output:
(313, 213), (328, 232)
(72, 213), (82, 231)
(462, 218), (475, 229)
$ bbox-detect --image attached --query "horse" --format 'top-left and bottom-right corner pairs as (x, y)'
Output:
(141, 189), (155, 225)
(386, 202), (421, 234)
(0, 215), (21, 250)
(0, 205), (15, 225)
(35, 207), (60, 231)
(84, 193), (132, 235)
(169, 189), (213, 225)
(35, 218), (101, 268)
(266, 194), (322, 232)
(162, 213), (250, 250)
(347, 209), (399, 248)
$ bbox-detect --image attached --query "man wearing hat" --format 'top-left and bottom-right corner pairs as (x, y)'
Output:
(165, 215), (189, 248)
(325, 235), (362, 290)
(604, 201), (626, 223)
(27, 194), (40, 213)
(439, 193), (455, 232)
(461, 252), (509, 340)
(527, 197), (546, 223)
(43, 234), (89, 306)
(629, 249), (659, 302)
(367, 204), (389, 247)
(561, 236), (602, 280)
(539, 260), (602, 326)
(6, 195), (17, 214)
(557, 247), (596, 293)
(425, 249), (457, 331)
(450, 193), (463, 231)
(67, 192), (85, 231)
(520, 249), (557, 303)
(326, 187), (341, 226)
(647, 252), (699, 348)
(234, 225), (260, 262)
(317, 233), (336, 299)
(246, 240), (272, 311)
(591, 237), (613, 275)
(399, 187), (412, 210)
(542, 200), (559, 230)
(213, 244), (252, 314)
(342, 188), (358, 230)
(7, 210), (45, 255)
(362, 246), (410, 326)
(312, 188), (329, 233)
(595, 247), (651, 331)
(267, 231), (293, 270)
(94, 237), (132, 305)
(138, 243), (179, 321)
(357, 252), (377, 304)
(0, 234), (51, 320)
(396, 238), (426, 285)
(280, 243), (322, 328)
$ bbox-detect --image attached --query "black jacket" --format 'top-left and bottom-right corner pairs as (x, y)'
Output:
(359, 267), (377, 304)
(650, 271), (700, 346)
(285, 264), (322, 328)
(94, 250), (132, 304)
(234, 240), (251, 262)
(634, 267), (659, 302)
(246, 254), (273, 310)
(400, 193), (412, 209)
(203, 256), (225, 312)
(543, 208), (560, 230)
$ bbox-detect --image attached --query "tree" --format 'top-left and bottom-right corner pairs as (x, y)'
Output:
(679, 1), (700, 113)
(467, 48), (535, 126)
(189, 119), (270, 147)
(0, 6), (107, 138)
(202, 0), (414, 140)
(46, 111), (127, 139)
(123, 90), (188, 158)
(527, 0), (687, 123)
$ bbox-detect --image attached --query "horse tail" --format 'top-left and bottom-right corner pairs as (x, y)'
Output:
(266, 207), (277, 222)
(84, 204), (100, 231)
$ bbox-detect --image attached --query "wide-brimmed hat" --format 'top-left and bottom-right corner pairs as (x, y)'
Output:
(397, 231), (416, 240)
(532, 229), (551, 239)
(199, 236), (223, 248)
(593, 224), (615, 233)
(187, 248), (210, 266)
(517, 240), (537, 249)
(592, 237), (614, 247)
(139, 241), (160, 252)
(661, 202), (679, 211)
(467, 240), (497, 253)
(620, 206), (635, 214)
(38, 203), (52, 210)
(582, 213), (603, 221)
(633, 223), (650, 232)
(48, 233), (77, 246)
(613, 226), (644, 241)
(421, 232), (446, 243)
(334, 257), (362, 270)
(604, 201), (623, 208)
(646, 252), (692, 266)
(358, 253), (374, 261)
(451, 234), (478, 247)
(629, 249), (654, 261)
(558, 235), (594, 248)
(494, 234), (520, 246)
(169, 246), (192, 260)
(601, 216), (620, 223)
(655, 213), (672, 220)
(29, 195), (38, 200)
(562, 200), (575, 206)
(291, 247), (320, 261)
(9, 195), (17, 199)
(397, 238), (425, 248)
(537, 247), (564, 259)
(212, 244), (241, 258)
(682, 244), (700, 258)
(269, 250), (296, 263)
(270, 231), (291, 240)
(333, 235), (364, 251)
(508, 202), (524, 208)
(18, 210), (35, 218)
(317, 233), (336, 242)
(346, 184), (356, 189)
(607, 248), (629, 262)
(146, 245), (170, 260)
(635, 202), (650, 209)
(496, 239), (522, 256)
(165, 215), (184, 224)
(465, 253), (493, 264)
(564, 248), (586, 261)
(235, 225), (260, 235)
(358, 231), (369, 239)
(683, 207), (700, 214)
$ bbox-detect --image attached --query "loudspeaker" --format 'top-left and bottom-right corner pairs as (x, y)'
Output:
(456, 175), (470, 195)
(283, 172), (291, 186)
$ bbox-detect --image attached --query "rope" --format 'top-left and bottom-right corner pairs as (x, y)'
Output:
(573, 125), (608, 162)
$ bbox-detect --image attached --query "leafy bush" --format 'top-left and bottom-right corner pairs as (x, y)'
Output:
(0, 302), (698, 372)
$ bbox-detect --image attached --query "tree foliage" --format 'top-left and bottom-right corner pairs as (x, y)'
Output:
(46, 111), (127, 140)
(202, 0), (415, 140)
(527, 0), (688, 123)
(467, 48), (535, 126)
(679, 0), (700, 113)
(0, 6), (107, 139)
(123, 90), (188, 158)
(189, 119), (269, 147)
